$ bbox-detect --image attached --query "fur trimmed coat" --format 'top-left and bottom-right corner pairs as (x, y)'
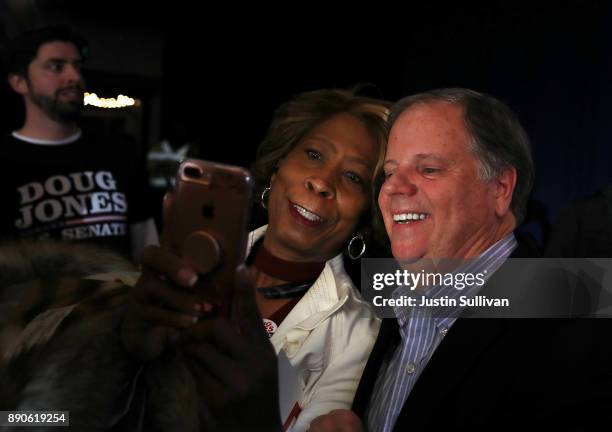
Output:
(0, 241), (225, 431)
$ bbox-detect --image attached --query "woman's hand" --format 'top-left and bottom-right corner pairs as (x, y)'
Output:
(180, 265), (283, 431)
(308, 410), (366, 432)
(120, 245), (209, 362)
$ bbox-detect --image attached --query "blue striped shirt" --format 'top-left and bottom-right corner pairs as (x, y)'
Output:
(365, 234), (517, 432)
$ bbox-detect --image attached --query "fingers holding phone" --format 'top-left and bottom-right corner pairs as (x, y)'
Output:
(180, 266), (282, 431)
(122, 159), (254, 360)
(120, 245), (211, 362)
(164, 159), (254, 316)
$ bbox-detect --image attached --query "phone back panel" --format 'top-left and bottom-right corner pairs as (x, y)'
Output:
(168, 159), (254, 315)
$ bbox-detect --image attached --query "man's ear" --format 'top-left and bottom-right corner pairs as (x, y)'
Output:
(8, 73), (28, 95)
(494, 167), (517, 217)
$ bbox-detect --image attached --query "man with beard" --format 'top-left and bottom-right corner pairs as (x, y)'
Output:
(1, 26), (157, 262)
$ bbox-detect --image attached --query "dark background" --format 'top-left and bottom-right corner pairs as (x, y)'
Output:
(1, 1), (611, 247)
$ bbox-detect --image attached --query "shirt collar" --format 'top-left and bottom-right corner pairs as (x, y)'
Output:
(393, 233), (518, 330)
(12, 129), (82, 145)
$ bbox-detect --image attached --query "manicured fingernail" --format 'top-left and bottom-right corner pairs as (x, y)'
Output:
(178, 269), (198, 287)
(236, 264), (248, 277)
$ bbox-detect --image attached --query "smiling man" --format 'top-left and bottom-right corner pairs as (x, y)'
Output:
(1, 26), (157, 262)
(309, 89), (612, 432)
(357, 89), (531, 432)
(378, 94), (521, 263)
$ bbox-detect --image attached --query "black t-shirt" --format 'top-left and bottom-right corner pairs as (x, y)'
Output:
(0, 131), (155, 257)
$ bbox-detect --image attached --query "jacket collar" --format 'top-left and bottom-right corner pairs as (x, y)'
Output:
(247, 226), (351, 350)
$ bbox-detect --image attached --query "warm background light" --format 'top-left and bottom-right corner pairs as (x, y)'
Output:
(84, 92), (139, 109)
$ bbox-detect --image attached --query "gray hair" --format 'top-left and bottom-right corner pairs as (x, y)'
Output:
(388, 88), (534, 223)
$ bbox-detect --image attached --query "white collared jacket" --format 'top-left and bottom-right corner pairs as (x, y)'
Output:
(248, 226), (381, 432)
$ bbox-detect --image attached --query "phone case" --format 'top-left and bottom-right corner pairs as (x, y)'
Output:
(167, 159), (254, 316)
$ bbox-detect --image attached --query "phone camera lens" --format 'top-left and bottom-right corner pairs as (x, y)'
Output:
(184, 166), (202, 178)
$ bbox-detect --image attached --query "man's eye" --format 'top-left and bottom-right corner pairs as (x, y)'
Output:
(422, 167), (440, 175)
(306, 149), (322, 160)
(47, 63), (63, 72)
